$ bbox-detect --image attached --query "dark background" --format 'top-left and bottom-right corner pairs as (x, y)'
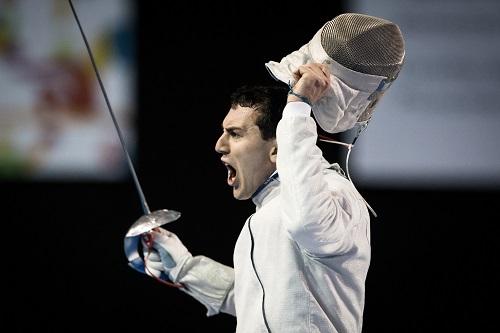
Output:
(4, 2), (498, 332)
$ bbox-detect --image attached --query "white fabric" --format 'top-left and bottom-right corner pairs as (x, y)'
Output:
(149, 229), (193, 282)
(142, 245), (163, 278)
(170, 102), (371, 332)
(177, 256), (235, 316)
(265, 27), (387, 133)
(222, 102), (371, 332)
(149, 231), (235, 316)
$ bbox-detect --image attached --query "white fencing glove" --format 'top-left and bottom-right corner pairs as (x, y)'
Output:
(141, 238), (164, 278)
(145, 227), (235, 316)
(148, 228), (193, 283)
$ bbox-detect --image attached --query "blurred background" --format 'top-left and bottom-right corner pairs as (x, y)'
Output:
(2, 0), (498, 331)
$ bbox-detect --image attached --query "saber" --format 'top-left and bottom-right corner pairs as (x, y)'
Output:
(68, 0), (180, 236)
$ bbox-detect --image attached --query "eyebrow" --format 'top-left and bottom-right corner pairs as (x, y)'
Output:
(222, 125), (245, 132)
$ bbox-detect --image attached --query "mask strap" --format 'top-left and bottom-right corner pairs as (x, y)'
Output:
(319, 123), (378, 218)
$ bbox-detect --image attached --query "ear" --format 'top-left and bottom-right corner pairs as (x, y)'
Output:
(269, 144), (278, 163)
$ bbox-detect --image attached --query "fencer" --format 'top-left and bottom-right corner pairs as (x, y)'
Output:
(137, 13), (405, 333)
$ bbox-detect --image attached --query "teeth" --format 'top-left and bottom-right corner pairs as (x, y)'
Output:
(224, 163), (236, 179)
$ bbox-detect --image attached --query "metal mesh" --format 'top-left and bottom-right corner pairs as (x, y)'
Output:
(321, 13), (405, 79)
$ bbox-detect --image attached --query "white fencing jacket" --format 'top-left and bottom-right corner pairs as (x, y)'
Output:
(176, 101), (371, 333)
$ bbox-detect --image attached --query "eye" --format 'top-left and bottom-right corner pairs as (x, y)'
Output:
(228, 130), (241, 138)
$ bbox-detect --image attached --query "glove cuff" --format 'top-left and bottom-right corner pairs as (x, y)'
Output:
(177, 256), (235, 316)
(167, 252), (192, 283)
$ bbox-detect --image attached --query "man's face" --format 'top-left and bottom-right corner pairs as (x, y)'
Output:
(215, 105), (277, 200)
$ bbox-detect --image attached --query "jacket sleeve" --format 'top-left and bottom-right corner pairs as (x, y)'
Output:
(176, 256), (236, 316)
(276, 101), (361, 256)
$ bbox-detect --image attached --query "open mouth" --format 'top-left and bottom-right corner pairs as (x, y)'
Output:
(224, 162), (237, 186)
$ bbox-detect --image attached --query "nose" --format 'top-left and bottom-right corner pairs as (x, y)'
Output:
(215, 132), (228, 155)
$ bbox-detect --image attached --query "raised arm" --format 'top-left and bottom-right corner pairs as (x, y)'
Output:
(277, 64), (361, 256)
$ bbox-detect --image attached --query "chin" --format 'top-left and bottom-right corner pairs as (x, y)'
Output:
(233, 189), (251, 201)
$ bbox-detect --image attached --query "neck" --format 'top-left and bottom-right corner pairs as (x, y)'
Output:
(252, 170), (278, 198)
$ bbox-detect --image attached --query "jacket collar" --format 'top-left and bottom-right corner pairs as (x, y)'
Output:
(251, 170), (280, 209)
(250, 158), (340, 209)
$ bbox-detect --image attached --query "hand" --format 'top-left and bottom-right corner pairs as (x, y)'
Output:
(289, 63), (331, 105)
(145, 228), (192, 282)
(142, 238), (164, 278)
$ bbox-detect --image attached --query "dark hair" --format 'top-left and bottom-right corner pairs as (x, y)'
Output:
(229, 85), (288, 140)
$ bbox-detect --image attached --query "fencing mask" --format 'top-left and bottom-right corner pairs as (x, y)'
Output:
(266, 13), (405, 134)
